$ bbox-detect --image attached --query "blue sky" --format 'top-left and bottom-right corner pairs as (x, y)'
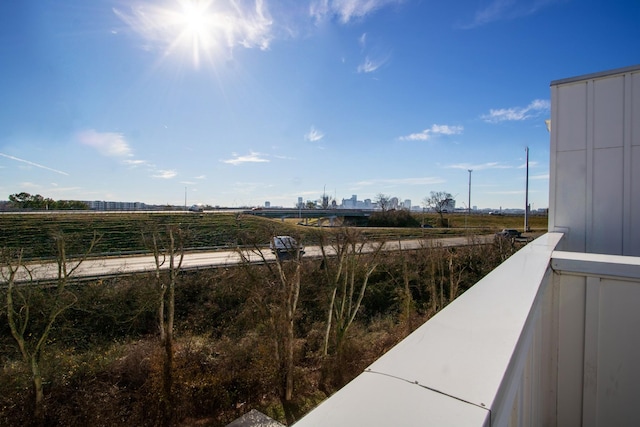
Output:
(1, 0), (638, 209)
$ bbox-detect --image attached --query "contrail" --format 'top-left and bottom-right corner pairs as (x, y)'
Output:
(0, 152), (69, 176)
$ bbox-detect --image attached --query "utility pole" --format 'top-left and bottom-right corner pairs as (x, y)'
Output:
(467, 169), (472, 228)
(524, 147), (530, 232)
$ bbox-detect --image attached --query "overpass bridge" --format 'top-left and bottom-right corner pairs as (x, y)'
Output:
(243, 208), (372, 225)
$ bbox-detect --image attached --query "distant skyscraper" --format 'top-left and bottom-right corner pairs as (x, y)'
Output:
(390, 197), (399, 210)
(404, 199), (412, 210)
(265, 201), (270, 208)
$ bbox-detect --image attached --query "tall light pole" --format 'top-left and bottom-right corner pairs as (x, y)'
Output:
(467, 169), (472, 228)
(524, 147), (530, 232)
(468, 169), (472, 213)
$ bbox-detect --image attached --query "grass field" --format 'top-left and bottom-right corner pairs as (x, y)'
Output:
(0, 211), (547, 259)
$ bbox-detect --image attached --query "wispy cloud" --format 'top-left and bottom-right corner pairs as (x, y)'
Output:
(310, 0), (404, 24)
(305, 126), (325, 142)
(531, 173), (549, 180)
(357, 55), (387, 73)
(398, 124), (463, 141)
(481, 99), (550, 123)
(486, 190), (526, 195)
(460, 0), (562, 29)
(447, 162), (513, 171)
(222, 151), (270, 165)
(517, 161), (539, 169)
(353, 177), (445, 187)
(77, 129), (133, 157)
(123, 159), (150, 167)
(0, 152), (69, 176)
(152, 169), (177, 179)
(359, 32), (367, 48)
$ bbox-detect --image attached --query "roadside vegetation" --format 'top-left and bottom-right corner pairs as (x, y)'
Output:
(0, 212), (544, 426)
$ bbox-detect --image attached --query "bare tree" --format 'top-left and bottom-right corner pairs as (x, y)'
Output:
(236, 234), (303, 404)
(317, 229), (384, 359)
(375, 193), (391, 212)
(2, 231), (100, 425)
(383, 243), (417, 337)
(141, 225), (185, 427)
(423, 191), (454, 226)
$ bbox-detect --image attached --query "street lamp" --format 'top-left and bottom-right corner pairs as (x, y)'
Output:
(524, 147), (530, 232)
(468, 169), (472, 215)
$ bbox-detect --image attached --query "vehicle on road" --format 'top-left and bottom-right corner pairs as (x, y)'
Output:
(270, 235), (304, 259)
(495, 228), (522, 239)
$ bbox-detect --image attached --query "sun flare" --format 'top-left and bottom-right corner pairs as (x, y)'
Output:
(172, 0), (218, 68)
(114, 0), (273, 69)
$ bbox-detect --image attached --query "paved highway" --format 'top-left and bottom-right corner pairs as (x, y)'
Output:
(4, 235), (494, 284)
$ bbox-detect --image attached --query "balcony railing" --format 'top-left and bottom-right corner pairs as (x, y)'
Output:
(294, 233), (640, 426)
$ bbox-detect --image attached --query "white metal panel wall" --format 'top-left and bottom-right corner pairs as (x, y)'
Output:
(550, 65), (640, 256)
(630, 72), (640, 255)
(554, 270), (640, 427)
(555, 273), (586, 426)
(589, 278), (640, 426)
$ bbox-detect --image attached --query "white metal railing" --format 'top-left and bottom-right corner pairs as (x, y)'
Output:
(294, 233), (640, 426)
(295, 233), (563, 426)
(551, 249), (640, 427)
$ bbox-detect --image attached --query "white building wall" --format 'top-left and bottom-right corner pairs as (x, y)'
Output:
(549, 65), (640, 256)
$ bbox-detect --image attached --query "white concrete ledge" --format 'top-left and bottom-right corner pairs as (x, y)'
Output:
(551, 251), (640, 281)
(295, 233), (564, 426)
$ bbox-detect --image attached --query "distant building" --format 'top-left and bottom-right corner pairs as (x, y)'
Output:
(321, 195), (329, 209)
(265, 201), (270, 208)
(86, 200), (147, 211)
(442, 198), (455, 212)
(403, 199), (412, 210)
(389, 197), (399, 210)
(341, 194), (358, 209)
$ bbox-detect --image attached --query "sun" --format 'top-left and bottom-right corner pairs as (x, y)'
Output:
(115, 0), (272, 69)
(172, 0), (219, 68)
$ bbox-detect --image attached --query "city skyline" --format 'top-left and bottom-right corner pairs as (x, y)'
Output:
(1, 1), (639, 210)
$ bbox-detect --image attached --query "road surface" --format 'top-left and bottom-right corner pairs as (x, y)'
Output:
(3, 235), (494, 284)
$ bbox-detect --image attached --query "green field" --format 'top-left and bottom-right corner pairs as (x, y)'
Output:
(0, 211), (547, 259)
(0, 210), (542, 426)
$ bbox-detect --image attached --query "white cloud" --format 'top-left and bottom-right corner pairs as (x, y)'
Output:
(311, 0), (403, 24)
(357, 55), (386, 73)
(481, 99), (550, 123)
(123, 159), (150, 167)
(461, 0), (563, 29)
(0, 152), (69, 176)
(152, 169), (177, 179)
(517, 160), (539, 169)
(305, 126), (324, 142)
(447, 162), (512, 171)
(222, 151), (270, 165)
(359, 32), (367, 48)
(531, 173), (549, 180)
(399, 124), (463, 141)
(354, 177), (445, 187)
(77, 129), (133, 157)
